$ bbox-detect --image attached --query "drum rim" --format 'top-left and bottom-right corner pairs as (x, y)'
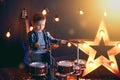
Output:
(57, 60), (73, 67)
(29, 62), (45, 68)
(32, 73), (46, 76)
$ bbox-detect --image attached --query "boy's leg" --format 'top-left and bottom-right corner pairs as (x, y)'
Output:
(42, 52), (55, 80)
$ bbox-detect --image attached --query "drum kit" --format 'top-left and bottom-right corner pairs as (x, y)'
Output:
(28, 39), (86, 80)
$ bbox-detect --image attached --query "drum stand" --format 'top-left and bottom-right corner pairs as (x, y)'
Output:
(76, 43), (79, 80)
(48, 40), (55, 80)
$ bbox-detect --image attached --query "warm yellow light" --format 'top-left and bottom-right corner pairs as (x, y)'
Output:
(100, 30), (104, 36)
(110, 61), (115, 68)
(73, 20), (120, 76)
(6, 31), (11, 38)
(79, 10), (84, 15)
(30, 26), (33, 31)
(42, 9), (47, 15)
(117, 43), (120, 48)
(104, 11), (107, 16)
(67, 42), (72, 47)
(54, 17), (60, 22)
(106, 0), (120, 12)
(83, 42), (87, 47)
(89, 61), (94, 67)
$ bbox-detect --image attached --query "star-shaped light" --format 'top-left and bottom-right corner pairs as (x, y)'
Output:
(91, 38), (114, 59)
(73, 20), (120, 77)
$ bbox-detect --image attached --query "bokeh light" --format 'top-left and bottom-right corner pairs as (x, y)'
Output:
(6, 31), (11, 38)
(42, 9), (47, 15)
(79, 10), (84, 15)
(30, 26), (33, 31)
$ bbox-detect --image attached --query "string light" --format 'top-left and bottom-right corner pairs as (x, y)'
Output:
(30, 26), (33, 31)
(6, 28), (11, 38)
(6, 31), (10, 38)
(42, 8), (48, 15)
(54, 15), (60, 22)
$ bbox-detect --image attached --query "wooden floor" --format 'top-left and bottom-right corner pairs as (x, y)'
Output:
(0, 67), (120, 80)
(0, 68), (30, 80)
(0, 68), (91, 80)
(0, 67), (84, 80)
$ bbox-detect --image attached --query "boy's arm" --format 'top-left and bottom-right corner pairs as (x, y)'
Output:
(47, 32), (67, 44)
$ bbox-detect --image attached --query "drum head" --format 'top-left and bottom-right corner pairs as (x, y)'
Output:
(57, 60), (73, 67)
(29, 62), (45, 68)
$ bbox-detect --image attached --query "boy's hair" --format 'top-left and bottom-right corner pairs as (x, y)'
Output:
(32, 13), (46, 24)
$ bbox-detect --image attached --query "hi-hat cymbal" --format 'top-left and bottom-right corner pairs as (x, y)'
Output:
(68, 39), (93, 43)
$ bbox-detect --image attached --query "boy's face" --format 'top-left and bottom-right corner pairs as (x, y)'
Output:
(35, 19), (46, 31)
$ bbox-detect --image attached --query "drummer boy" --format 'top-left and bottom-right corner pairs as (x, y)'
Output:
(28, 13), (67, 80)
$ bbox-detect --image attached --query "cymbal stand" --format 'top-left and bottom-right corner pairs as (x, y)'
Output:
(76, 43), (79, 80)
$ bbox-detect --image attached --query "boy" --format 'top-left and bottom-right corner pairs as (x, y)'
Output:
(28, 13), (66, 80)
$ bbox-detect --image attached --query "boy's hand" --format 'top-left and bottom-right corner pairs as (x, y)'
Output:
(61, 40), (67, 44)
(35, 42), (40, 48)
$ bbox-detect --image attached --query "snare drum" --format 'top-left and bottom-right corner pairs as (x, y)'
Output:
(57, 60), (74, 75)
(29, 62), (47, 76)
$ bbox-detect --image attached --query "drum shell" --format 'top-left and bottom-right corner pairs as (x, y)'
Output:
(57, 60), (74, 75)
(29, 62), (47, 76)
(57, 65), (73, 74)
(29, 66), (46, 76)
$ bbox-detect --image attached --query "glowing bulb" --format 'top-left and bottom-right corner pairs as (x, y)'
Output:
(67, 42), (71, 47)
(117, 43), (120, 48)
(30, 26), (33, 31)
(100, 30), (104, 36)
(89, 61), (94, 67)
(6, 31), (11, 38)
(83, 42), (87, 47)
(54, 17), (60, 22)
(104, 11), (107, 16)
(42, 9), (47, 15)
(110, 61), (115, 68)
(79, 10), (84, 15)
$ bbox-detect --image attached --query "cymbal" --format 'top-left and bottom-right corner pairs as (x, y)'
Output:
(68, 39), (84, 43)
(68, 39), (93, 43)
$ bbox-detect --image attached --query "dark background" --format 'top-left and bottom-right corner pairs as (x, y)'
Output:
(0, 0), (120, 70)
